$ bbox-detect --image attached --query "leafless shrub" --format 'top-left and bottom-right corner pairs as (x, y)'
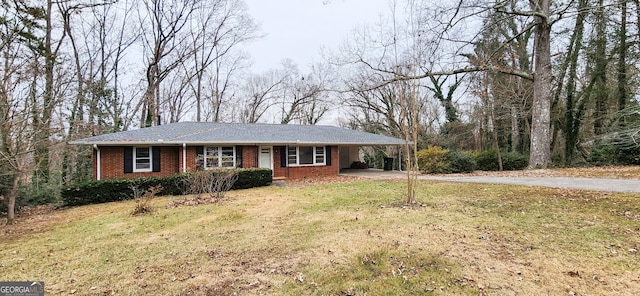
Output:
(209, 169), (238, 199)
(131, 185), (163, 216)
(180, 169), (238, 205)
(183, 171), (211, 199)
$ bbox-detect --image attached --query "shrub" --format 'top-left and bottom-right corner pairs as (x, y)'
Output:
(183, 169), (238, 199)
(417, 146), (450, 174)
(473, 150), (528, 171)
(445, 150), (476, 173)
(473, 150), (500, 171)
(0, 167), (14, 214)
(62, 178), (139, 207)
(502, 152), (528, 170)
(131, 185), (162, 216)
(614, 146), (640, 165)
(588, 142), (640, 166)
(24, 183), (60, 206)
(232, 169), (273, 190)
(0, 166), (12, 199)
(61, 168), (272, 207)
(587, 143), (615, 166)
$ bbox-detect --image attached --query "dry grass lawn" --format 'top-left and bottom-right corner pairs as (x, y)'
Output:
(1, 178), (639, 295)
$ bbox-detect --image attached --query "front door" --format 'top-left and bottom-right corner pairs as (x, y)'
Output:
(258, 146), (273, 172)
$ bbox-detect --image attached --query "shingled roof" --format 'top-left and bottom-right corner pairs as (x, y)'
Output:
(69, 122), (406, 146)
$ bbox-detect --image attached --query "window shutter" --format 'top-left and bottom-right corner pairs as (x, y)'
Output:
(124, 146), (133, 173)
(196, 146), (204, 170)
(325, 146), (332, 166)
(152, 146), (161, 172)
(280, 146), (287, 167)
(236, 146), (243, 168)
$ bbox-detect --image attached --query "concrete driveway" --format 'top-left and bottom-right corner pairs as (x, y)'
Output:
(340, 169), (640, 193)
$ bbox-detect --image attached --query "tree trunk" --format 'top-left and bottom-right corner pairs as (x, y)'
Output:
(593, 0), (608, 136)
(142, 82), (156, 128)
(34, 0), (56, 183)
(511, 105), (519, 152)
(617, 0), (628, 114)
(6, 173), (20, 225)
(563, 0), (587, 164)
(528, 0), (552, 168)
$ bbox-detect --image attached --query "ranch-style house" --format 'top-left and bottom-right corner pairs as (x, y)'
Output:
(70, 122), (406, 180)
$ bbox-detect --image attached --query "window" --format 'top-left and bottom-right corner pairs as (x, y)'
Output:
(134, 147), (152, 172)
(287, 146), (325, 166)
(315, 146), (325, 163)
(221, 147), (235, 167)
(204, 146), (236, 169)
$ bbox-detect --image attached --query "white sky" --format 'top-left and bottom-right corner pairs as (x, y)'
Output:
(243, 0), (392, 74)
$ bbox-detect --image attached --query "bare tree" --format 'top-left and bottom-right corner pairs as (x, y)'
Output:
(56, 0), (132, 184)
(204, 50), (247, 122)
(278, 60), (330, 125)
(160, 70), (192, 123)
(345, 69), (405, 137)
(28, 0), (67, 184)
(235, 70), (284, 123)
(0, 5), (40, 223)
(78, 0), (139, 133)
(186, 0), (257, 122)
(340, 0), (427, 204)
(138, 0), (199, 127)
(342, 0), (558, 168)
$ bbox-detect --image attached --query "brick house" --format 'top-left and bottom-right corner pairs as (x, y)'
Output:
(70, 122), (405, 180)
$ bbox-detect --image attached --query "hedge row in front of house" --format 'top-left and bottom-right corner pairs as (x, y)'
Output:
(61, 168), (272, 207)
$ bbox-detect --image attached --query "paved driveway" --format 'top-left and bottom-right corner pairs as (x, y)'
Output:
(340, 169), (640, 193)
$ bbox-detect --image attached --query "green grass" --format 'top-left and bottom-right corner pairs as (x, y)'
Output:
(1, 180), (639, 295)
(286, 248), (471, 295)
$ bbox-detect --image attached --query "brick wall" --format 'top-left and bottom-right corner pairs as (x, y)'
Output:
(96, 146), (180, 180)
(273, 146), (339, 179)
(273, 146), (286, 178)
(242, 146), (258, 168)
(180, 146), (199, 172)
(95, 145), (340, 180)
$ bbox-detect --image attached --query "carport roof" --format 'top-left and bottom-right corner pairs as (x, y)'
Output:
(69, 122), (406, 146)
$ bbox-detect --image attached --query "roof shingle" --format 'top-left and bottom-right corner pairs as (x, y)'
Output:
(69, 122), (406, 146)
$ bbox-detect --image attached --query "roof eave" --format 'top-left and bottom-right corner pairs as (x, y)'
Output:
(69, 140), (407, 146)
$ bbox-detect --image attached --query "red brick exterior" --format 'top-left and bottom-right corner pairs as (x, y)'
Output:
(273, 146), (286, 178)
(180, 146), (199, 172)
(273, 146), (339, 179)
(95, 146), (180, 179)
(94, 145), (339, 180)
(242, 146), (259, 168)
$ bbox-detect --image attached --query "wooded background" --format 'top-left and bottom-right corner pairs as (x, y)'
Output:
(2, 0), (640, 220)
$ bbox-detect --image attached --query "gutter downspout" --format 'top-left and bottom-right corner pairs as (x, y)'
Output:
(182, 143), (187, 173)
(93, 144), (101, 180)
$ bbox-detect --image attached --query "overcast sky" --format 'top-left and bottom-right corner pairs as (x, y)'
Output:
(243, 0), (392, 73)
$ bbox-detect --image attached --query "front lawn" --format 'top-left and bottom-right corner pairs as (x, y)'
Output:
(1, 180), (638, 295)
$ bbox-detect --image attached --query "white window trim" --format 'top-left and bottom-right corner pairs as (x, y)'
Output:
(204, 146), (236, 169)
(133, 146), (152, 172)
(287, 146), (326, 167)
